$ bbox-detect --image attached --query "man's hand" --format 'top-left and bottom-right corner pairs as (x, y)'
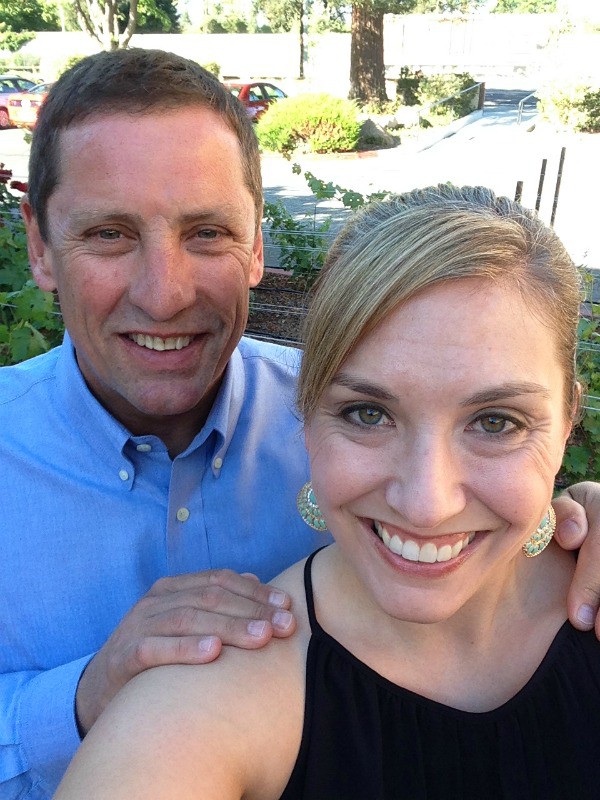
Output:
(75, 570), (295, 736)
(554, 482), (600, 635)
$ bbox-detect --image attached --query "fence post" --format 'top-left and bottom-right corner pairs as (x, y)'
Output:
(477, 82), (485, 111)
(550, 147), (566, 228)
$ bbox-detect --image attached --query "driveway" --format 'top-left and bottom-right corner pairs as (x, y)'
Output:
(261, 92), (599, 272)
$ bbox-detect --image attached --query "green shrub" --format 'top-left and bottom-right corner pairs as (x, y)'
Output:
(395, 67), (423, 107)
(200, 61), (220, 78)
(263, 199), (331, 285)
(11, 52), (41, 69)
(0, 26), (35, 53)
(560, 274), (600, 485)
(537, 82), (600, 133)
(0, 170), (63, 365)
(204, 14), (248, 32)
(418, 72), (479, 120)
(56, 54), (87, 77)
(257, 94), (361, 157)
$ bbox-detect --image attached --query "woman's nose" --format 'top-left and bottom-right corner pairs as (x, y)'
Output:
(384, 434), (467, 531)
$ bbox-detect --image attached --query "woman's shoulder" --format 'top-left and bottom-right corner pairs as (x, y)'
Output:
(63, 567), (312, 800)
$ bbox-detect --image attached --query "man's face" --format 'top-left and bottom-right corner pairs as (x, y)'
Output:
(23, 107), (263, 438)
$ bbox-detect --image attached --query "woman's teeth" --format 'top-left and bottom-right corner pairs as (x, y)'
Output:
(373, 520), (475, 563)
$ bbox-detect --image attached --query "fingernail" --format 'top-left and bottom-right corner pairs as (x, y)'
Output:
(269, 589), (287, 607)
(577, 604), (595, 627)
(199, 636), (219, 653)
(247, 620), (267, 637)
(272, 610), (293, 631)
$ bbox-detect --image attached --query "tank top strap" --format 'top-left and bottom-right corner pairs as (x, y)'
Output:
(303, 546), (328, 634)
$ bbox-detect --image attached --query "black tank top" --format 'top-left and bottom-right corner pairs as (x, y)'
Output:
(279, 549), (600, 799)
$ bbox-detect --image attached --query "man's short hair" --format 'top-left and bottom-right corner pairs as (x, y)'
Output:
(28, 48), (263, 240)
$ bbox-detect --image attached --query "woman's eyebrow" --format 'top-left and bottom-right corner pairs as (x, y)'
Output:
(461, 382), (551, 407)
(331, 372), (397, 401)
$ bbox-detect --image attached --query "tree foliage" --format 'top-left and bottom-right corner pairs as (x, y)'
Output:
(254, 0), (303, 32)
(0, 0), (60, 31)
(412, 0), (555, 11)
(0, 0), (59, 51)
(493, 0), (556, 11)
(119, 0), (180, 32)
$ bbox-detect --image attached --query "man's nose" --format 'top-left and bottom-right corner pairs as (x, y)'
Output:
(128, 243), (196, 321)
(385, 433), (467, 530)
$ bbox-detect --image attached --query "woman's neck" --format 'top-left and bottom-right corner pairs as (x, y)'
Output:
(313, 543), (575, 712)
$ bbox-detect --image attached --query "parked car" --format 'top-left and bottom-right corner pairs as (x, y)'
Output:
(224, 81), (287, 121)
(7, 82), (53, 130)
(0, 75), (38, 129)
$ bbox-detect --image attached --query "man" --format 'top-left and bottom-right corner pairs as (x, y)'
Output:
(1, 49), (599, 800)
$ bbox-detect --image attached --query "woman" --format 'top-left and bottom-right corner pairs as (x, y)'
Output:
(54, 185), (600, 799)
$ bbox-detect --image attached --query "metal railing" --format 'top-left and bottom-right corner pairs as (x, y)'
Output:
(517, 91), (537, 125)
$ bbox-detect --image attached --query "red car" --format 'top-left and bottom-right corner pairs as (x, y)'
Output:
(224, 81), (287, 121)
(7, 82), (53, 130)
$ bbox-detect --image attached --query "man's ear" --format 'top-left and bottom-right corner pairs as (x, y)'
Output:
(20, 196), (57, 292)
(249, 226), (264, 289)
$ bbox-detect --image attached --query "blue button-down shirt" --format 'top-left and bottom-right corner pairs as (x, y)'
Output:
(0, 333), (330, 800)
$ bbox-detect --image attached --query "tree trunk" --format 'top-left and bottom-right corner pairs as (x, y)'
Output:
(349, 4), (387, 104)
(73, 0), (138, 50)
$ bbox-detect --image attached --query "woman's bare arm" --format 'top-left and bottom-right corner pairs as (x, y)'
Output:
(54, 587), (307, 800)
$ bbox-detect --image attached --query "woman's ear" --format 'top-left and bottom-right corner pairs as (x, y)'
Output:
(20, 196), (57, 292)
(571, 382), (584, 430)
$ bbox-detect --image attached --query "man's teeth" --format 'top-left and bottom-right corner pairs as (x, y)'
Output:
(129, 334), (192, 351)
(373, 521), (475, 563)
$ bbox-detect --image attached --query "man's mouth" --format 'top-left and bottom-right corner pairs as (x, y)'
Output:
(128, 334), (194, 351)
(373, 520), (476, 563)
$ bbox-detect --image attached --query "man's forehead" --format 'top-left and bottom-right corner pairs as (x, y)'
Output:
(58, 104), (235, 145)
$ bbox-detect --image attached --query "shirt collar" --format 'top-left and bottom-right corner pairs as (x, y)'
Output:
(54, 331), (245, 467)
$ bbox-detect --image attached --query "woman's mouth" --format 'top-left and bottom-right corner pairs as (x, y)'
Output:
(373, 520), (476, 563)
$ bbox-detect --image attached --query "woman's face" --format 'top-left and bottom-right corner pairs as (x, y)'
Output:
(305, 277), (573, 624)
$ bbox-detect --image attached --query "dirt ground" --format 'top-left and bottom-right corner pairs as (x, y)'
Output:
(246, 270), (310, 347)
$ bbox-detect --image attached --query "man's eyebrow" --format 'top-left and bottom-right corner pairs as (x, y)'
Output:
(331, 372), (396, 401)
(461, 382), (551, 407)
(67, 208), (239, 226)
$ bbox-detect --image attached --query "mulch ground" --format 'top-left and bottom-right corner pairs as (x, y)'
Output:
(246, 270), (311, 347)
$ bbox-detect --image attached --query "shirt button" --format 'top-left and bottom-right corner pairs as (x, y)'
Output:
(176, 507), (190, 522)
(136, 444), (152, 452)
(118, 469), (129, 481)
(213, 457), (223, 470)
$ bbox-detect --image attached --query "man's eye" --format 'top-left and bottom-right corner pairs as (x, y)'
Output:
(196, 229), (219, 240)
(97, 229), (122, 240)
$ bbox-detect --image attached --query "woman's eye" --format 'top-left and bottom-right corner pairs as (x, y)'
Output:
(344, 405), (392, 427)
(472, 414), (521, 435)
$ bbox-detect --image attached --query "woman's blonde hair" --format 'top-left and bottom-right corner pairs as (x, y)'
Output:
(298, 184), (581, 421)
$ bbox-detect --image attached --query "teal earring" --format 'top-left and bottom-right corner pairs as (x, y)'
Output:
(522, 506), (556, 558)
(297, 482), (328, 532)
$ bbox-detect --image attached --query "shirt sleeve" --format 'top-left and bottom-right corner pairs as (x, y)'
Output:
(0, 655), (92, 799)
